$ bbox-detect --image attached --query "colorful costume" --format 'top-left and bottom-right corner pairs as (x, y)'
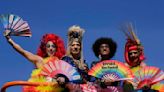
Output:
(90, 37), (135, 92)
(122, 23), (164, 91)
(62, 56), (89, 83)
(23, 33), (66, 92)
(23, 57), (64, 92)
(62, 25), (89, 83)
(1, 14), (66, 92)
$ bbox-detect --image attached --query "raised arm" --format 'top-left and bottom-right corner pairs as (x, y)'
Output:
(4, 30), (43, 68)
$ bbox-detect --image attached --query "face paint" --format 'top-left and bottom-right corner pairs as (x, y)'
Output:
(46, 41), (56, 57)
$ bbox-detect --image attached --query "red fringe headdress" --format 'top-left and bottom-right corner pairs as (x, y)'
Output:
(121, 23), (145, 67)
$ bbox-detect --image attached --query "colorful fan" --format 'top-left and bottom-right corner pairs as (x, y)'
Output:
(40, 59), (82, 83)
(151, 83), (164, 92)
(133, 66), (164, 89)
(80, 83), (97, 92)
(88, 60), (134, 81)
(0, 14), (32, 37)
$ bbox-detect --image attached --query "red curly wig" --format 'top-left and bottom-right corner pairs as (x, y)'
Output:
(37, 33), (66, 59)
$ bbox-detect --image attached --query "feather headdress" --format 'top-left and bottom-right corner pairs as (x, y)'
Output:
(67, 25), (85, 60)
(121, 22), (140, 44)
(120, 22), (145, 67)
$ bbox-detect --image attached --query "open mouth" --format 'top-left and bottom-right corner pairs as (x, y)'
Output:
(48, 49), (55, 55)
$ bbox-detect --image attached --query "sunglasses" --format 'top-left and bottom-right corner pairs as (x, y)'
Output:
(46, 44), (56, 48)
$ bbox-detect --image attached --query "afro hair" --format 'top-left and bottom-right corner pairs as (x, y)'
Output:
(92, 37), (117, 59)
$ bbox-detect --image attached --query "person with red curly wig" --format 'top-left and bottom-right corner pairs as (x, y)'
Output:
(4, 30), (66, 92)
(4, 30), (65, 68)
(37, 33), (66, 61)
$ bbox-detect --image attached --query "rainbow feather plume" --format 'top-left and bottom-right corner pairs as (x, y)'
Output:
(88, 60), (134, 81)
(0, 14), (32, 37)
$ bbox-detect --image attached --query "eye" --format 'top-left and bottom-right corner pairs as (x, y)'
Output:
(51, 44), (56, 48)
(46, 44), (50, 48)
(129, 51), (138, 55)
(133, 52), (138, 54)
(46, 44), (56, 48)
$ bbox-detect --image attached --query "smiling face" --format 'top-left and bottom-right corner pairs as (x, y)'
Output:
(70, 41), (81, 56)
(46, 41), (56, 57)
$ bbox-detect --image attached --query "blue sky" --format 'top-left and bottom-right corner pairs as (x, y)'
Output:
(0, 0), (164, 91)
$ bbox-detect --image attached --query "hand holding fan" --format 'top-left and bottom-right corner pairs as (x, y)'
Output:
(133, 66), (164, 89)
(0, 14), (32, 37)
(88, 60), (134, 81)
(40, 59), (82, 83)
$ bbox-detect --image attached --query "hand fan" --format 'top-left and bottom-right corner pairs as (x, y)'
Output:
(0, 14), (32, 37)
(40, 59), (82, 83)
(88, 60), (134, 81)
(151, 83), (164, 92)
(80, 83), (97, 92)
(133, 66), (164, 89)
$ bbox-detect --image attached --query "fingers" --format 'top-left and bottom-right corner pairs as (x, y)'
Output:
(3, 30), (11, 40)
(79, 62), (88, 70)
(3, 30), (11, 37)
(56, 77), (66, 85)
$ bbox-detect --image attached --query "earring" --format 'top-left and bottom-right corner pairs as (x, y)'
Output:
(98, 55), (102, 60)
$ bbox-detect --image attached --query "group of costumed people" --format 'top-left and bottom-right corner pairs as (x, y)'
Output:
(0, 14), (164, 92)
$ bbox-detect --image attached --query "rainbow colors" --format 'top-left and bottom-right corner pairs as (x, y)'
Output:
(88, 60), (134, 81)
(133, 66), (164, 89)
(40, 57), (82, 83)
(0, 14), (32, 37)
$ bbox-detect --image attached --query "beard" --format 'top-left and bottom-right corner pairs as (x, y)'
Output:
(129, 57), (141, 67)
(129, 57), (139, 63)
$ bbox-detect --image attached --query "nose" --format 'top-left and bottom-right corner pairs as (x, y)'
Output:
(73, 45), (79, 49)
(131, 53), (135, 56)
(74, 47), (78, 51)
(103, 47), (107, 49)
(49, 47), (53, 50)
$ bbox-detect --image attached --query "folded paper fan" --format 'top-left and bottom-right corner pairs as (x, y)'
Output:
(133, 66), (164, 89)
(40, 59), (82, 83)
(88, 60), (134, 81)
(0, 14), (32, 37)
